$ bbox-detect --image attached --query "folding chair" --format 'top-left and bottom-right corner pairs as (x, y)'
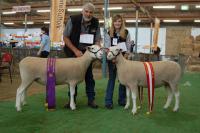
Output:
(0, 52), (13, 83)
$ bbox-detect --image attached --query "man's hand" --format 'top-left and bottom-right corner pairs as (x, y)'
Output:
(75, 50), (83, 57)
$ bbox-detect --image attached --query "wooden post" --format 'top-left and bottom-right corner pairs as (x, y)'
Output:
(150, 22), (153, 53)
(102, 0), (109, 78)
(134, 6), (139, 53)
(153, 18), (160, 50)
(24, 13), (27, 32)
(50, 0), (66, 44)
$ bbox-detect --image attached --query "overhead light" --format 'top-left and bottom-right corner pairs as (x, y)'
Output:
(4, 22), (14, 25)
(163, 20), (180, 22)
(102, 7), (122, 10)
(23, 21), (34, 24)
(181, 5), (189, 11)
(44, 21), (50, 24)
(126, 19), (141, 23)
(196, 5), (200, 8)
(67, 8), (82, 12)
(194, 20), (200, 22)
(37, 10), (50, 13)
(153, 5), (176, 9)
(2, 11), (16, 14)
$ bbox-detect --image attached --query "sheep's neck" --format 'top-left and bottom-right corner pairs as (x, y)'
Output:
(115, 53), (125, 67)
(79, 51), (93, 70)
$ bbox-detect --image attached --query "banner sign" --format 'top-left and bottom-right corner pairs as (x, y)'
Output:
(12, 5), (31, 12)
(153, 18), (160, 50)
(50, 0), (66, 42)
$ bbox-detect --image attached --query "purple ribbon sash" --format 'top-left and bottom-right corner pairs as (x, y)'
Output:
(46, 58), (56, 109)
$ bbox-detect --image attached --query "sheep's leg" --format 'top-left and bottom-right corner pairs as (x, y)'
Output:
(163, 86), (173, 109)
(124, 87), (130, 109)
(69, 84), (76, 110)
(171, 84), (180, 112)
(16, 80), (32, 111)
(131, 89), (137, 115)
(173, 90), (180, 112)
(137, 86), (143, 109)
(16, 86), (23, 111)
(21, 91), (27, 106)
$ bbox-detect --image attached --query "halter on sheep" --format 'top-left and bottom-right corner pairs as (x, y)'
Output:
(107, 46), (181, 116)
(15, 45), (103, 111)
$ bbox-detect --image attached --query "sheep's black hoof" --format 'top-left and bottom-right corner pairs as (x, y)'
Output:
(118, 103), (126, 107)
(105, 104), (113, 109)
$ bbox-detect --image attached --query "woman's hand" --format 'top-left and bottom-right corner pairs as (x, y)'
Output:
(75, 50), (83, 57)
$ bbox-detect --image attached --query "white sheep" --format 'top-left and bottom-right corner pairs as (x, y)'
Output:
(107, 46), (181, 115)
(16, 45), (103, 111)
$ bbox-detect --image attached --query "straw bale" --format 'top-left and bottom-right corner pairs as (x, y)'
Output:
(192, 51), (200, 57)
(180, 48), (193, 55)
(193, 44), (200, 51)
(187, 65), (200, 72)
(181, 36), (194, 45)
(194, 41), (200, 44)
(195, 35), (200, 41)
(180, 43), (193, 48)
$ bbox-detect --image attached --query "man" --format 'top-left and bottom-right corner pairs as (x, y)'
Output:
(63, 3), (101, 109)
(152, 46), (161, 61)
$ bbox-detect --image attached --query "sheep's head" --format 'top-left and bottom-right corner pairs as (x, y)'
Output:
(107, 46), (121, 60)
(87, 45), (103, 59)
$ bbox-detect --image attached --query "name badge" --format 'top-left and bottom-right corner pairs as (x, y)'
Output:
(79, 34), (94, 44)
(112, 38), (118, 45)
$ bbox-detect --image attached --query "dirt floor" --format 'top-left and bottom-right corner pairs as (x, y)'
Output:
(0, 68), (103, 101)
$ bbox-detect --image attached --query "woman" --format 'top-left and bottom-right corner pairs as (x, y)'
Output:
(105, 14), (132, 109)
(37, 27), (50, 58)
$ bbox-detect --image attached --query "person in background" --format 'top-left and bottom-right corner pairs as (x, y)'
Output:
(37, 27), (50, 58)
(152, 46), (161, 61)
(63, 2), (101, 109)
(104, 14), (132, 109)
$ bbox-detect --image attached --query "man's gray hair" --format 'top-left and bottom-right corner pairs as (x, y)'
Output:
(82, 2), (95, 12)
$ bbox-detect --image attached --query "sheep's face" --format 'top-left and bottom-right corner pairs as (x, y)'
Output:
(87, 45), (103, 59)
(107, 46), (121, 60)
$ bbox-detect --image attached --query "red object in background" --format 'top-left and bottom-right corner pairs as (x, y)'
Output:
(0, 52), (13, 83)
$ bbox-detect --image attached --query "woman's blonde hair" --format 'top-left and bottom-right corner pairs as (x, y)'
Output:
(110, 14), (126, 39)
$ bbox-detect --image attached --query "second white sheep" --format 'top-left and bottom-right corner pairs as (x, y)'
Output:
(107, 46), (181, 115)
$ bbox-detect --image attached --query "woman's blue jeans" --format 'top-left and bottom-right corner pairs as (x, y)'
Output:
(105, 61), (126, 106)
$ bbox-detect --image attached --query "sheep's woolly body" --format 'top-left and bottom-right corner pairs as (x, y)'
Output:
(116, 54), (181, 88)
(16, 45), (103, 111)
(107, 46), (181, 115)
(19, 51), (92, 86)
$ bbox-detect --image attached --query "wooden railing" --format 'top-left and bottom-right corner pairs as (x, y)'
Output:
(0, 47), (66, 64)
